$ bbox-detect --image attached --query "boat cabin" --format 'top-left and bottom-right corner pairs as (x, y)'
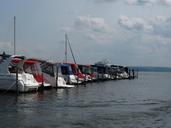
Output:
(0, 55), (40, 92)
(64, 63), (84, 83)
(93, 64), (111, 80)
(78, 64), (95, 81)
(11, 59), (46, 86)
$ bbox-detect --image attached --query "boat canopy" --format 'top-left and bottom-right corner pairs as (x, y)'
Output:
(65, 63), (84, 79)
(11, 59), (43, 83)
(61, 64), (73, 75)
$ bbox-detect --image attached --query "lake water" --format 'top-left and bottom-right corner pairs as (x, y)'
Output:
(1, 72), (171, 128)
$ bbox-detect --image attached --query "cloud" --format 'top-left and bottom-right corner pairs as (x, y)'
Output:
(118, 15), (171, 38)
(75, 15), (113, 33)
(61, 15), (115, 44)
(92, 0), (171, 6)
(154, 16), (168, 23)
(126, 0), (171, 6)
(93, 0), (118, 3)
(162, 0), (171, 6)
(126, 0), (157, 5)
(118, 15), (153, 32)
(149, 16), (171, 38)
(74, 15), (115, 43)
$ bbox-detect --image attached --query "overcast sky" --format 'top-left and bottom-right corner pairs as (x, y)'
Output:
(1, 0), (171, 66)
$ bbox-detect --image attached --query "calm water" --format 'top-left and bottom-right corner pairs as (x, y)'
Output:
(1, 72), (171, 128)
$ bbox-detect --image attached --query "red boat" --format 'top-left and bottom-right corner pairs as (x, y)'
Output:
(78, 64), (96, 81)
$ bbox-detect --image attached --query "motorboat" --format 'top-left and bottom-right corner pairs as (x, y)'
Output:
(0, 54), (40, 92)
(40, 61), (74, 88)
(61, 63), (80, 85)
(62, 63), (84, 84)
(92, 64), (111, 80)
(22, 59), (51, 88)
(78, 64), (96, 82)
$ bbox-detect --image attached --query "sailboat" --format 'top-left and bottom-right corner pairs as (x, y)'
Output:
(61, 34), (85, 85)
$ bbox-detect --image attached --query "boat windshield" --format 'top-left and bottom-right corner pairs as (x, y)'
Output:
(9, 59), (24, 74)
(41, 63), (54, 77)
(82, 66), (91, 74)
(23, 63), (41, 75)
(23, 61), (43, 83)
(9, 66), (23, 74)
(61, 65), (73, 75)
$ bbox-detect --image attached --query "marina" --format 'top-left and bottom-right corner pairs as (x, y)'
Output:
(0, 52), (136, 93)
(1, 1), (171, 127)
(0, 18), (137, 93)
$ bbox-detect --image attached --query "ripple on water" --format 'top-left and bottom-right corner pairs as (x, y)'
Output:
(1, 72), (171, 128)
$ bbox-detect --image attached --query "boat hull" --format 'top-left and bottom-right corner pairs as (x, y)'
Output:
(0, 74), (39, 92)
(43, 73), (74, 88)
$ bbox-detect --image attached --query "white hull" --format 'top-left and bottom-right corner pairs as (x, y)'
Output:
(63, 74), (82, 84)
(57, 77), (74, 88)
(43, 73), (75, 88)
(0, 55), (41, 92)
(0, 73), (39, 92)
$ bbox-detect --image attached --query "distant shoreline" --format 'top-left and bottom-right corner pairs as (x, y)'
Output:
(129, 66), (171, 72)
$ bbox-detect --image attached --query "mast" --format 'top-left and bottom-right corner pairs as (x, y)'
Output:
(14, 16), (16, 55)
(65, 34), (79, 85)
(67, 37), (77, 64)
(65, 34), (67, 63)
(65, 34), (77, 64)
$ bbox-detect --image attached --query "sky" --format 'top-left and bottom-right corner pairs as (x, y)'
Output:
(1, 0), (171, 67)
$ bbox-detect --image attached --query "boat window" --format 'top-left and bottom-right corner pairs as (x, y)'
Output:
(56, 65), (62, 77)
(41, 64), (54, 77)
(31, 64), (38, 75)
(23, 63), (41, 75)
(23, 64), (32, 74)
(82, 67), (91, 74)
(71, 66), (77, 74)
(97, 67), (105, 74)
(9, 66), (17, 73)
(0, 56), (3, 63)
(92, 67), (97, 73)
(61, 66), (69, 75)
(9, 66), (23, 73)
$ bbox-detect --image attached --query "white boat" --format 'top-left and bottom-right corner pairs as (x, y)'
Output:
(40, 61), (75, 88)
(61, 63), (82, 85)
(0, 54), (40, 92)
(22, 59), (51, 88)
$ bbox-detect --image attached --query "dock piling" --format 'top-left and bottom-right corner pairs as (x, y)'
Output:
(16, 68), (19, 95)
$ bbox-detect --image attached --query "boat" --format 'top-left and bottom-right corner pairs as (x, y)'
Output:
(61, 63), (79, 85)
(22, 59), (51, 88)
(0, 54), (40, 92)
(78, 64), (96, 82)
(92, 64), (110, 80)
(64, 63), (84, 84)
(110, 65), (129, 79)
(40, 61), (74, 88)
(117, 66), (129, 79)
(63, 34), (84, 84)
